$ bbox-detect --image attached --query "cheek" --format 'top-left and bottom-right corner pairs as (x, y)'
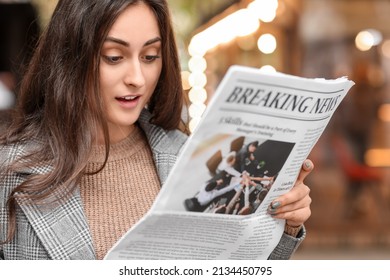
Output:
(99, 66), (114, 90)
(149, 66), (162, 89)
(99, 79), (110, 104)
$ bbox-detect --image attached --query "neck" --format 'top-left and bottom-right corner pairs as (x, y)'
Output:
(96, 124), (136, 145)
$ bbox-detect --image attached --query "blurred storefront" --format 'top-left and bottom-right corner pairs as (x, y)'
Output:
(177, 0), (390, 258)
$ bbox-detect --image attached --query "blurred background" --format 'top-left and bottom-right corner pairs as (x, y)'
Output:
(1, 0), (390, 259)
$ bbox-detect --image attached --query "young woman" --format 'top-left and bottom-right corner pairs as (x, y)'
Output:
(0, 0), (313, 260)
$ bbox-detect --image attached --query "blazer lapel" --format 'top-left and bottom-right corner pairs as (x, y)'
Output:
(138, 109), (188, 184)
(17, 188), (96, 260)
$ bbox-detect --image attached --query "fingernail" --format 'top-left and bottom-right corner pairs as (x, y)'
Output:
(271, 201), (281, 209)
(268, 207), (277, 214)
(304, 161), (312, 169)
(267, 207), (278, 216)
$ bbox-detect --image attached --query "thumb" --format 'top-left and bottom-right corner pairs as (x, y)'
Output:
(296, 159), (314, 183)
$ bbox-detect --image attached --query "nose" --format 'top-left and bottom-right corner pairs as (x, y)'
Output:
(124, 59), (145, 88)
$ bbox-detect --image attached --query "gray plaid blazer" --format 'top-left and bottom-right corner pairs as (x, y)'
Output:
(0, 110), (304, 260)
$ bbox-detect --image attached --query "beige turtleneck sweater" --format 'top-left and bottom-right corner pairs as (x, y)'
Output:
(79, 126), (161, 260)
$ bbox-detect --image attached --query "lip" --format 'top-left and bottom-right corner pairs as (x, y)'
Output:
(115, 95), (141, 109)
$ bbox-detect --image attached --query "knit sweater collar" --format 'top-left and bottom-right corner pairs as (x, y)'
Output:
(88, 125), (146, 163)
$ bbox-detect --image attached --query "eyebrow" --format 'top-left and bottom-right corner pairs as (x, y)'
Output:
(104, 36), (162, 47)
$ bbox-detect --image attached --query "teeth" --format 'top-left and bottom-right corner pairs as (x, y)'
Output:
(122, 96), (136, 100)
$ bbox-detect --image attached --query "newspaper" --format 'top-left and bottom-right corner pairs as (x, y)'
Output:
(104, 65), (354, 260)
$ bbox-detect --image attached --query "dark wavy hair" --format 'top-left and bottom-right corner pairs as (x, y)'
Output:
(1, 0), (185, 243)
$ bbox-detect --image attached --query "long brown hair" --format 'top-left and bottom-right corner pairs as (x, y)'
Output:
(0, 0), (185, 243)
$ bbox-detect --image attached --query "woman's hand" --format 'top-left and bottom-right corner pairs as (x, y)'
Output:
(267, 159), (314, 227)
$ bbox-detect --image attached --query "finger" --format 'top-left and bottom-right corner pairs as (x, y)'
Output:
(268, 183), (311, 214)
(271, 182), (310, 205)
(268, 160), (313, 211)
(296, 159), (314, 184)
(270, 207), (311, 226)
(269, 193), (311, 215)
(268, 191), (311, 215)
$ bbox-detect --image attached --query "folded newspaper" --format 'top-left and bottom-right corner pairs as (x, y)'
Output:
(105, 65), (354, 260)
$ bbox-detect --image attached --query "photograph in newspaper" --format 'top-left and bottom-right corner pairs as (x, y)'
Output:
(182, 134), (295, 215)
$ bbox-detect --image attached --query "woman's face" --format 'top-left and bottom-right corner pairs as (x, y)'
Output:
(99, 2), (162, 143)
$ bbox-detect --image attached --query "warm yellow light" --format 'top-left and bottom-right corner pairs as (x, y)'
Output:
(188, 9), (259, 56)
(247, 0), (278, 22)
(188, 56), (207, 72)
(232, 9), (260, 37)
(189, 103), (206, 119)
(188, 34), (210, 57)
(189, 117), (201, 133)
(257, 33), (277, 54)
(378, 104), (390, 122)
(259, 65), (277, 73)
(365, 149), (390, 167)
(355, 29), (382, 52)
(381, 40), (390, 59)
(188, 87), (207, 104)
(367, 29), (383, 45)
(188, 72), (207, 88)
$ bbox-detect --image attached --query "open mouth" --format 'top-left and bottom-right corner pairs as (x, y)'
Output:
(115, 95), (141, 109)
(115, 95), (139, 102)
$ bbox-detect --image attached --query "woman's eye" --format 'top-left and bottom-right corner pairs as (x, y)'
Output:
(102, 55), (122, 64)
(142, 55), (160, 63)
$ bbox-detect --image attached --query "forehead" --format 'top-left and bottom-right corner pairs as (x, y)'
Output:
(107, 3), (160, 40)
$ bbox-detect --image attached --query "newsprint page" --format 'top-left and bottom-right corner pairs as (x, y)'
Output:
(105, 65), (354, 260)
